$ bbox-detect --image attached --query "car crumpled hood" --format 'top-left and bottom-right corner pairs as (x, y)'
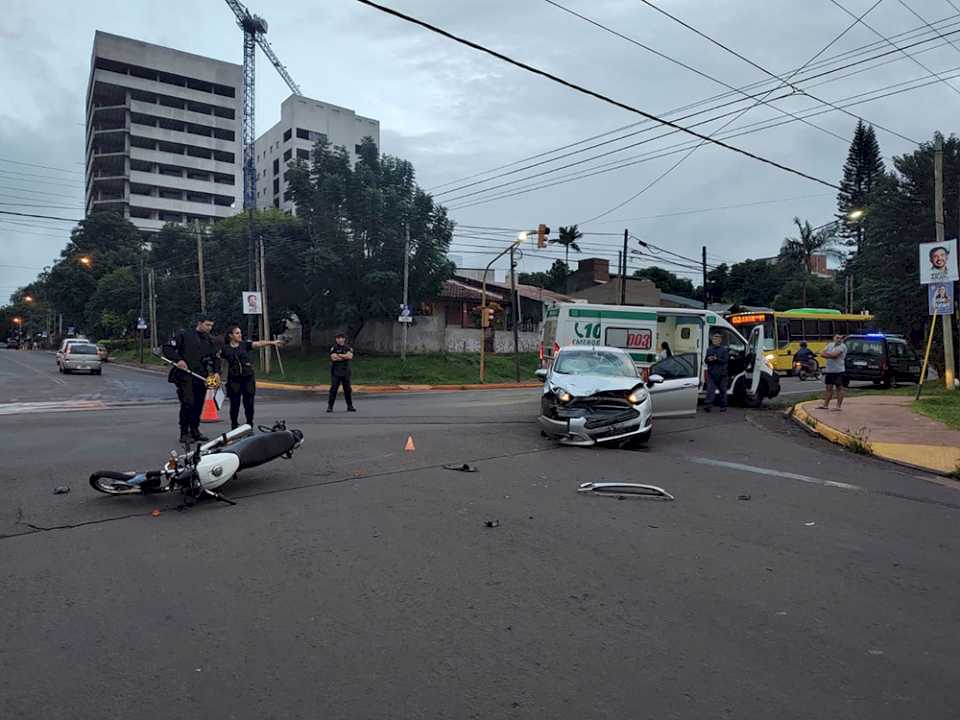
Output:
(550, 373), (639, 397)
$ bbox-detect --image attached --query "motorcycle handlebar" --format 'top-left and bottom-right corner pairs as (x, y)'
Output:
(199, 424), (253, 453)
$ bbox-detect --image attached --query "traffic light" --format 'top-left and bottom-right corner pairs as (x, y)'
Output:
(537, 223), (550, 248)
(480, 306), (495, 328)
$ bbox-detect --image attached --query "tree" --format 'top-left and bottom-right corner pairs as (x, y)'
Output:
(725, 259), (785, 307)
(632, 266), (695, 297)
(85, 267), (139, 339)
(704, 263), (730, 304)
(550, 225), (583, 267)
(519, 260), (570, 293)
(780, 218), (836, 306)
(287, 136), (454, 343)
(837, 121), (884, 253)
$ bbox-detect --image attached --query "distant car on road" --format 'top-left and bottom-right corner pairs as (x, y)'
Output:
(844, 333), (921, 388)
(96, 344), (109, 362)
(536, 345), (698, 447)
(5, 338), (18, 349)
(56, 337), (90, 366)
(58, 342), (103, 375)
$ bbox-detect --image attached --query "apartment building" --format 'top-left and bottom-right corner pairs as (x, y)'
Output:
(254, 94), (380, 212)
(86, 31), (243, 232)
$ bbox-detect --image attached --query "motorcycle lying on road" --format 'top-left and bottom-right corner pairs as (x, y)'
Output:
(89, 421), (304, 506)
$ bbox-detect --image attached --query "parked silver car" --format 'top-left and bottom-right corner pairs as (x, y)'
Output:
(59, 342), (103, 375)
(536, 346), (694, 447)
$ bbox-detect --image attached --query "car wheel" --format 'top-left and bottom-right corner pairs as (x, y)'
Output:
(94, 369), (102, 375)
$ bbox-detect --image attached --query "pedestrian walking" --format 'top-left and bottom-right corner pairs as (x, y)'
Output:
(220, 324), (282, 430)
(703, 332), (729, 412)
(164, 314), (220, 444)
(818, 333), (848, 411)
(328, 332), (356, 413)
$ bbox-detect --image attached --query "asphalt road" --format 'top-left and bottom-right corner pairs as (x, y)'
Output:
(2, 362), (958, 719)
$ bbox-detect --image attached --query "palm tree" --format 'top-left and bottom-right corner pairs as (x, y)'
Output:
(780, 217), (836, 306)
(550, 224), (583, 269)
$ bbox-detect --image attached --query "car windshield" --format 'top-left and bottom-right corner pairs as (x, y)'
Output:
(70, 344), (99, 355)
(554, 350), (637, 377)
(847, 339), (883, 355)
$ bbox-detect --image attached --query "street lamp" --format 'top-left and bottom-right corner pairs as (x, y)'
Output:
(23, 295), (33, 303)
(79, 256), (91, 267)
(846, 209), (865, 221)
(479, 233), (528, 384)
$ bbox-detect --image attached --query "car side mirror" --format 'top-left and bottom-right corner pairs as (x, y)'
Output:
(535, 368), (548, 380)
(647, 373), (664, 386)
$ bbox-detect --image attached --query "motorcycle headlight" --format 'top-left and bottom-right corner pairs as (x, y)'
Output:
(627, 387), (649, 405)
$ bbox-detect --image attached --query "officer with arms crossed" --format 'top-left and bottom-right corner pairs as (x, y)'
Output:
(328, 332), (356, 413)
(164, 314), (220, 444)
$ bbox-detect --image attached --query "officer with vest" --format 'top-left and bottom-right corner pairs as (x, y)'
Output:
(328, 332), (356, 413)
(164, 314), (220, 444)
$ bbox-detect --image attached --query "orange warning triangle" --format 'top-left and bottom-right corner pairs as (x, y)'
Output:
(404, 435), (415, 452)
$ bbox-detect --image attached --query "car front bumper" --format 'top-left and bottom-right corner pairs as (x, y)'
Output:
(538, 406), (652, 446)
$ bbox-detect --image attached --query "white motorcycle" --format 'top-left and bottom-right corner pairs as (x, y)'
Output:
(89, 421), (304, 506)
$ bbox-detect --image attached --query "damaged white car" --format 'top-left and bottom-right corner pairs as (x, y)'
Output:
(536, 346), (698, 447)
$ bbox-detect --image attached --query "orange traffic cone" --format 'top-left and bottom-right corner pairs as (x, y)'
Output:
(200, 388), (221, 423)
(404, 435), (415, 452)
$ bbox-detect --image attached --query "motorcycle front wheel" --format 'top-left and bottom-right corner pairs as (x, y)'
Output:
(89, 470), (155, 495)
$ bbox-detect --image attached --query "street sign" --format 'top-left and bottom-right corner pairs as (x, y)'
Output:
(136, 318), (148, 330)
(398, 316), (413, 324)
(399, 304), (412, 318)
(929, 282), (955, 315)
(919, 238), (958, 284)
(242, 291), (262, 315)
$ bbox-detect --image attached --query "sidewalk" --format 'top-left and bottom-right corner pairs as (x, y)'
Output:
(791, 396), (960, 475)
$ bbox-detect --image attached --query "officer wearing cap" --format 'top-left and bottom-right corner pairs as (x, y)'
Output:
(164, 314), (220, 444)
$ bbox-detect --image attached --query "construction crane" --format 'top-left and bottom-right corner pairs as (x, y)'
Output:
(223, 0), (303, 211)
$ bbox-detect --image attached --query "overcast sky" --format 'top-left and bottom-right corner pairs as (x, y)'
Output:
(3, 0), (960, 298)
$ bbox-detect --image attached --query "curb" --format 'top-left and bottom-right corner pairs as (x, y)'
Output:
(109, 359), (541, 394)
(789, 401), (958, 477)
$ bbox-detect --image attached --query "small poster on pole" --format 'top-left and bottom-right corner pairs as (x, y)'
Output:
(242, 291), (262, 315)
(928, 282), (955, 315)
(919, 239), (958, 284)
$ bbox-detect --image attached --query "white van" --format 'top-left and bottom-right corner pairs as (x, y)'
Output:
(540, 303), (780, 407)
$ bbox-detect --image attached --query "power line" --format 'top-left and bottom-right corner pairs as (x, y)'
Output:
(896, 0), (960, 61)
(577, 0), (887, 225)
(356, 0), (841, 190)
(0, 210), (81, 222)
(828, 0), (960, 97)
(0, 157), (84, 175)
(447, 65), (960, 211)
(428, 12), (958, 194)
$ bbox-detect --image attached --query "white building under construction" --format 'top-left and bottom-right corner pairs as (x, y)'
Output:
(86, 31), (243, 232)
(254, 95), (380, 212)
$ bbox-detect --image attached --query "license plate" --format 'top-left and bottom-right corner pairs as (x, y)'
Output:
(853, 360), (867, 366)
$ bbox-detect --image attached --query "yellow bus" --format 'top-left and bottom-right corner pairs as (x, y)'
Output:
(728, 308), (875, 375)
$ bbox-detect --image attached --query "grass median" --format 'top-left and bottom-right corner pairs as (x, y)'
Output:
(913, 388), (960, 430)
(111, 348), (540, 387)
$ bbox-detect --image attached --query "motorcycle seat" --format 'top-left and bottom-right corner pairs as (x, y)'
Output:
(222, 430), (298, 470)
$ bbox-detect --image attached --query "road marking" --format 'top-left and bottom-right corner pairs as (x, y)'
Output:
(0, 400), (109, 416)
(688, 456), (863, 491)
(0, 351), (66, 385)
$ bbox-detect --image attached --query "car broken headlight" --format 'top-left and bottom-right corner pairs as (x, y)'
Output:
(551, 386), (572, 403)
(627, 387), (649, 405)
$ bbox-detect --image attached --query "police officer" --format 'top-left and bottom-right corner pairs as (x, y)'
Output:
(703, 331), (729, 413)
(164, 314), (220, 444)
(327, 332), (356, 413)
(220, 324), (281, 430)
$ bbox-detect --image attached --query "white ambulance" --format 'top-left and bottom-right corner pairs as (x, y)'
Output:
(539, 303), (780, 409)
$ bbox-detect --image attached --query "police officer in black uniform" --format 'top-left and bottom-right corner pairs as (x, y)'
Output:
(220, 324), (281, 430)
(327, 332), (356, 413)
(164, 315), (220, 444)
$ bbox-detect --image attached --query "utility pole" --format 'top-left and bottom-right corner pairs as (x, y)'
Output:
(401, 221), (410, 362)
(258, 235), (271, 374)
(139, 248), (145, 365)
(934, 133), (956, 390)
(510, 245), (520, 383)
(702, 246), (708, 309)
(196, 222), (206, 314)
(148, 268), (158, 351)
(620, 229), (628, 305)
(247, 212), (256, 341)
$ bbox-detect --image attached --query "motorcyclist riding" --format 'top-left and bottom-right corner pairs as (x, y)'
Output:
(794, 341), (818, 374)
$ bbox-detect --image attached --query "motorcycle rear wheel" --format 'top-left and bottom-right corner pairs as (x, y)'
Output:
(89, 470), (147, 495)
